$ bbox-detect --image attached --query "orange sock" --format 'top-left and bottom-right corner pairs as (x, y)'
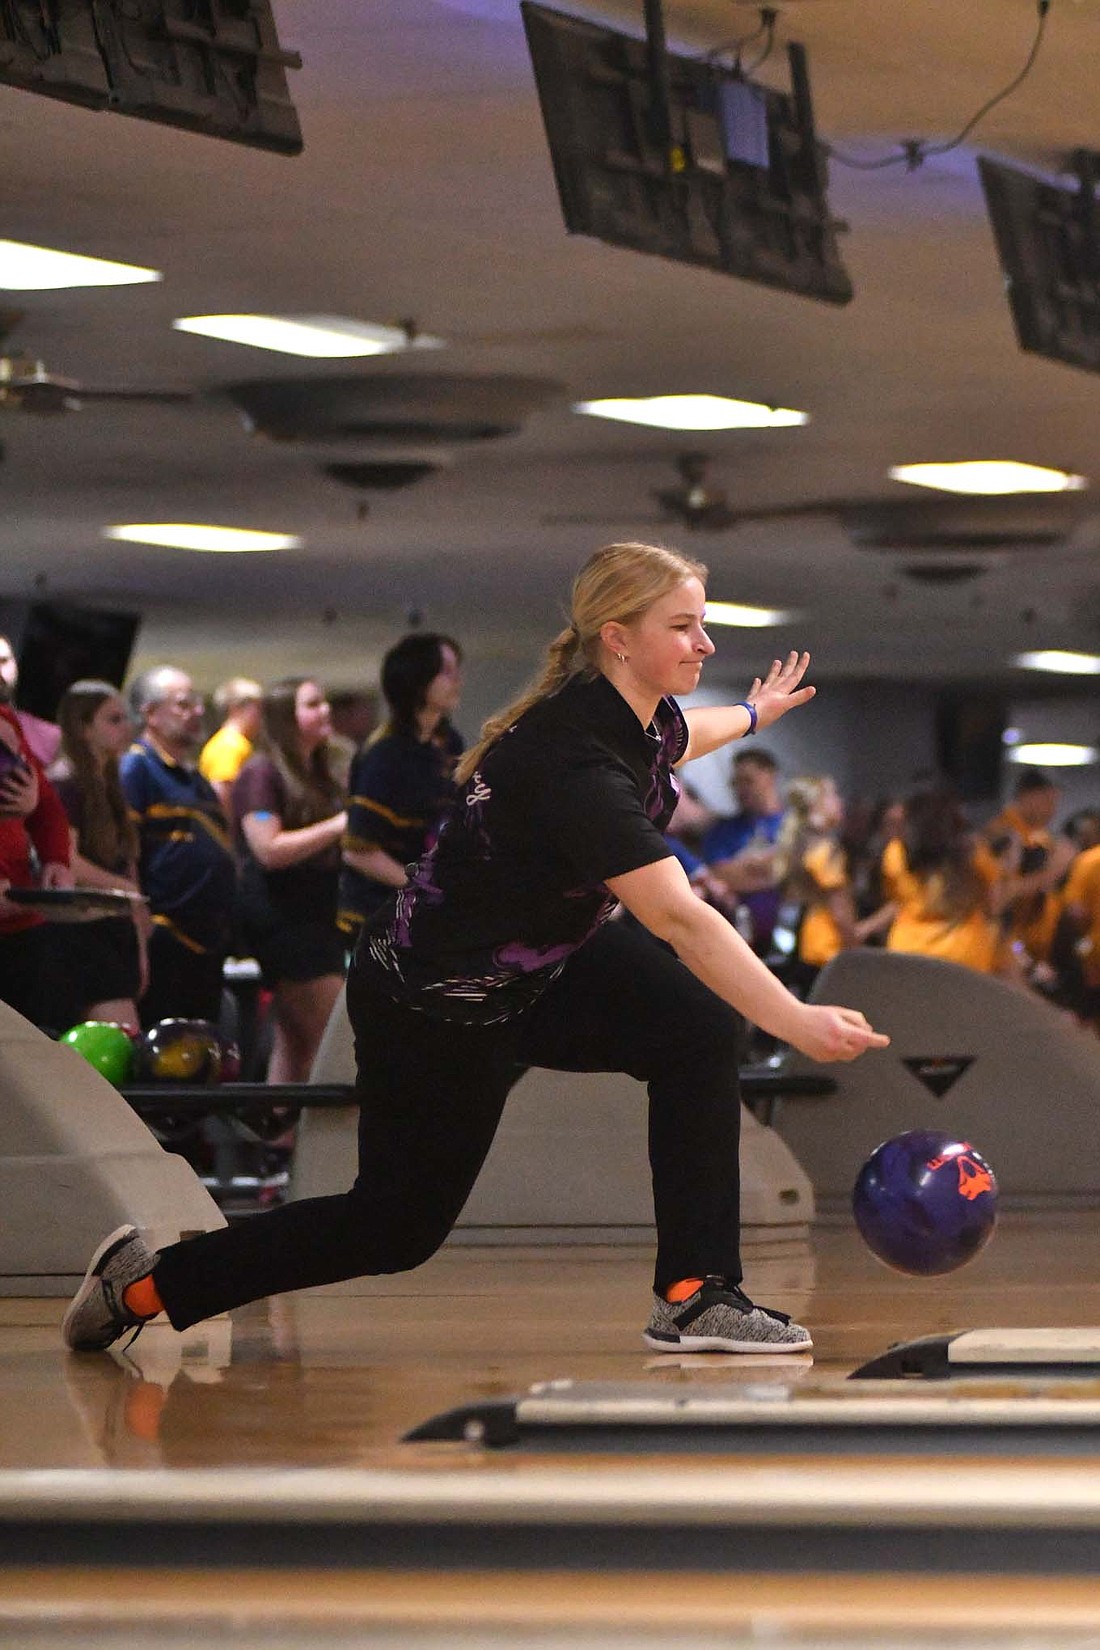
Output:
(123, 1275), (164, 1320)
(664, 1277), (704, 1304)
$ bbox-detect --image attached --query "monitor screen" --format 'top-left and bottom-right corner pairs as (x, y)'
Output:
(5, 603), (140, 723)
(978, 154), (1100, 375)
(520, 1), (852, 305)
(0, 0), (301, 154)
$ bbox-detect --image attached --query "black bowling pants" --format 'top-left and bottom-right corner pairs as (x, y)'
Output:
(154, 921), (745, 1329)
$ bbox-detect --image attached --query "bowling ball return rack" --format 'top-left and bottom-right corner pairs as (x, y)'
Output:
(118, 1068), (838, 1125)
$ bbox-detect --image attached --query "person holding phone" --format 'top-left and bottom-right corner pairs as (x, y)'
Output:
(0, 693), (73, 1023)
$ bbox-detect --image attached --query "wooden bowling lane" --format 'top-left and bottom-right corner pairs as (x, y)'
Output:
(3, 1567), (1100, 1640)
(4, 1210), (1100, 1645)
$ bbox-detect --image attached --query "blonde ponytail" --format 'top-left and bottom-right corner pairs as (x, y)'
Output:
(454, 541), (706, 787)
(455, 624), (586, 786)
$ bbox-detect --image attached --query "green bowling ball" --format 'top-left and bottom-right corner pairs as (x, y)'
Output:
(60, 1020), (136, 1085)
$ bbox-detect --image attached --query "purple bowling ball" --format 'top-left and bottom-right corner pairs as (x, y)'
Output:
(852, 1129), (998, 1276)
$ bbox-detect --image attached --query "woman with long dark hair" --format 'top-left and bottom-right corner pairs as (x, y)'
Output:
(232, 677), (347, 1082)
(884, 787), (1010, 973)
(338, 633), (463, 942)
(48, 680), (147, 1026)
(65, 543), (887, 1358)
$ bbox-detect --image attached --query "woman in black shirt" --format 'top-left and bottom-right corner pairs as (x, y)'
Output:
(66, 542), (887, 1357)
(338, 633), (463, 942)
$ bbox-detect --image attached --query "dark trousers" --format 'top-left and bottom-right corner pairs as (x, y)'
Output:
(140, 926), (226, 1030)
(153, 922), (745, 1330)
(0, 925), (45, 1026)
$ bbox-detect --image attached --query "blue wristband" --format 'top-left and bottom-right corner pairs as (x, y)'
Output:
(736, 700), (758, 736)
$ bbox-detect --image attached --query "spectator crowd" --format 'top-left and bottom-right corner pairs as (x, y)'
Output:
(3, 624), (1100, 1087)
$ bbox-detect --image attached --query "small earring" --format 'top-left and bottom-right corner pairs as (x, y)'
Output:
(616, 652), (626, 664)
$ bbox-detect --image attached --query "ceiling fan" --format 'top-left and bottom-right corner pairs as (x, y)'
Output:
(545, 452), (744, 533)
(0, 310), (193, 416)
(543, 452), (1100, 572)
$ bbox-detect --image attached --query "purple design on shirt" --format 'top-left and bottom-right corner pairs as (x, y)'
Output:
(494, 938), (575, 973)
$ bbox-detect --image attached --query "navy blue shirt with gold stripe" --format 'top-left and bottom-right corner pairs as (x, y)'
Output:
(119, 738), (237, 954)
(338, 724), (462, 938)
(357, 673), (685, 1025)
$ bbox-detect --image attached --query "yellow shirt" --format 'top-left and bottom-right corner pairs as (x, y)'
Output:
(199, 723), (253, 787)
(986, 804), (1058, 961)
(1062, 844), (1100, 987)
(798, 837), (849, 968)
(884, 837), (1003, 974)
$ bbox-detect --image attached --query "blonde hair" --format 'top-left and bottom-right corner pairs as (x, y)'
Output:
(455, 542), (707, 786)
(774, 775), (834, 892)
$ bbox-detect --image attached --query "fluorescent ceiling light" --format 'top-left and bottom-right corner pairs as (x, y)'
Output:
(574, 395), (808, 431)
(706, 601), (791, 627)
(172, 314), (442, 358)
(1008, 743), (1097, 767)
(105, 524), (300, 553)
(0, 239), (160, 291)
(1013, 649), (1100, 675)
(889, 461), (1086, 495)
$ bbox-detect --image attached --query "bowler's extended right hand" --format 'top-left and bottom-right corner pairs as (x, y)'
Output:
(791, 1003), (890, 1063)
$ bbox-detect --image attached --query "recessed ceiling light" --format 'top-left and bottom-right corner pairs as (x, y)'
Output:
(706, 601), (792, 627)
(104, 524), (300, 553)
(1013, 649), (1100, 675)
(889, 461), (1086, 495)
(574, 395), (808, 431)
(0, 240), (160, 291)
(1008, 743), (1097, 767)
(172, 314), (443, 358)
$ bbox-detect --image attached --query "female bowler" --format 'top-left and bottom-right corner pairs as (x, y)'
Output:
(65, 542), (887, 1356)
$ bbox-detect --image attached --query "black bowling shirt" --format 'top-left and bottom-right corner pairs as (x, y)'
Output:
(357, 671), (686, 1024)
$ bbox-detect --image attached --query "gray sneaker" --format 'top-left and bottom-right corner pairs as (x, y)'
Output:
(62, 1225), (160, 1353)
(643, 1277), (813, 1353)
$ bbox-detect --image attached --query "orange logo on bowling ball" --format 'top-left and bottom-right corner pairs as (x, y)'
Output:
(926, 1144), (994, 1200)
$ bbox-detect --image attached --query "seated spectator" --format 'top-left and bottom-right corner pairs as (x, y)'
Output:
(121, 668), (237, 1027)
(699, 747), (784, 954)
(985, 767), (1075, 968)
(339, 634), (463, 943)
(47, 681), (150, 1027)
(0, 679), (72, 1022)
(233, 677), (348, 1083)
(885, 788), (1011, 975)
(0, 632), (61, 768)
(199, 678), (262, 811)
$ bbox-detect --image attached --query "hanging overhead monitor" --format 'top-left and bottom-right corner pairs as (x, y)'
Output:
(520, 1), (852, 305)
(0, 0), (301, 154)
(979, 153), (1100, 375)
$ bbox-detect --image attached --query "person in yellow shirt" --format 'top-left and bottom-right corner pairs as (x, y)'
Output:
(885, 788), (1012, 975)
(984, 768), (1074, 965)
(777, 776), (893, 989)
(199, 678), (262, 811)
(1058, 842), (1100, 1028)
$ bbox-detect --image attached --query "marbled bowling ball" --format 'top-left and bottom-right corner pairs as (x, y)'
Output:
(187, 1019), (241, 1082)
(852, 1130), (998, 1276)
(60, 1020), (135, 1086)
(134, 1018), (222, 1085)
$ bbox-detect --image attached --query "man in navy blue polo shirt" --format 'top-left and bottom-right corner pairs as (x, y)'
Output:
(120, 667), (237, 1027)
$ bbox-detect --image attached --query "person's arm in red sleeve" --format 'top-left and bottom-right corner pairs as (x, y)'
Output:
(25, 766), (73, 886)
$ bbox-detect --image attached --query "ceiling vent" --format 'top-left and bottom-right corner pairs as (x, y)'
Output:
(223, 373), (563, 444)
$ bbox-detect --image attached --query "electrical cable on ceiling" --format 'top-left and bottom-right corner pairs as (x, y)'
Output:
(705, 5), (774, 71)
(823, 0), (1052, 173)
